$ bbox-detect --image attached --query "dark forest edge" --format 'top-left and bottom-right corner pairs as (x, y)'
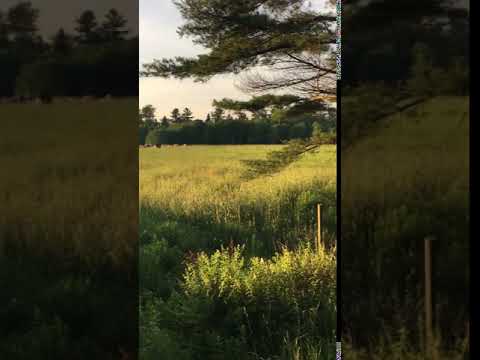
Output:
(0, 2), (138, 100)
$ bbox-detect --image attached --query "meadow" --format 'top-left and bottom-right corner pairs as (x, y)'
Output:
(139, 145), (337, 359)
(0, 99), (138, 359)
(342, 97), (469, 359)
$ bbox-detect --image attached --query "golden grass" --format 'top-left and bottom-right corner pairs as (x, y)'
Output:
(0, 99), (138, 266)
(140, 144), (336, 210)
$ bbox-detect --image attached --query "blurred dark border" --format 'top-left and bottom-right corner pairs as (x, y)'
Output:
(341, 0), (470, 358)
(0, 1), (138, 359)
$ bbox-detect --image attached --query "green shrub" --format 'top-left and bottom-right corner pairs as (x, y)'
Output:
(145, 246), (336, 359)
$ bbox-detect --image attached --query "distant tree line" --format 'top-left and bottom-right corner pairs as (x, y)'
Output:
(139, 95), (335, 145)
(0, 2), (137, 100)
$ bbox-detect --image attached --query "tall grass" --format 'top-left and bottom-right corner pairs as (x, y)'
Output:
(0, 99), (138, 265)
(341, 97), (469, 357)
(0, 99), (138, 359)
(139, 144), (337, 359)
(140, 145), (336, 255)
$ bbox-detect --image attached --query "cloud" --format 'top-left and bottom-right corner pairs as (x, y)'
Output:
(140, 76), (249, 119)
(139, 12), (203, 64)
(139, 0), (336, 117)
(140, 0), (247, 118)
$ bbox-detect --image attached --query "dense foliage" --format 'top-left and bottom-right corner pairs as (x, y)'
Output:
(342, 0), (469, 148)
(139, 96), (335, 145)
(342, 0), (469, 88)
(141, 247), (336, 360)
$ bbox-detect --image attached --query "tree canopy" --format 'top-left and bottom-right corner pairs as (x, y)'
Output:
(341, 0), (469, 148)
(140, 0), (338, 177)
(141, 0), (336, 97)
(343, 0), (469, 86)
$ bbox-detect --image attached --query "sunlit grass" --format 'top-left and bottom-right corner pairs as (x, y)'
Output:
(140, 144), (337, 251)
(139, 144), (337, 359)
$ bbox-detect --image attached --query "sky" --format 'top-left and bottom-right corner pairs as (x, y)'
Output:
(1, 0), (138, 37)
(139, 0), (331, 119)
(139, 0), (249, 119)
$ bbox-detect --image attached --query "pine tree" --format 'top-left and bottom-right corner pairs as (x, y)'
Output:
(75, 10), (99, 44)
(141, 0), (336, 98)
(140, 105), (157, 129)
(99, 9), (129, 42)
(180, 107), (193, 123)
(141, 0), (338, 177)
(7, 2), (39, 40)
(171, 108), (181, 123)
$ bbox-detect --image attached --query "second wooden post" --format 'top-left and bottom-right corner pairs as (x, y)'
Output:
(425, 236), (434, 359)
(316, 203), (322, 252)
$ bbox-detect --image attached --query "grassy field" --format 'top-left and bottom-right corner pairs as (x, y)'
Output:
(140, 145), (336, 251)
(0, 99), (137, 262)
(139, 145), (337, 359)
(342, 97), (469, 359)
(0, 99), (138, 359)
(342, 97), (468, 206)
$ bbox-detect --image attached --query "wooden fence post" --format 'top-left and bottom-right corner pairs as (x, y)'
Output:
(316, 204), (322, 252)
(425, 236), (434, 359)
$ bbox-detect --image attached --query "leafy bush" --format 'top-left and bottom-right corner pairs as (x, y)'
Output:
(144, 246), (336, 360)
